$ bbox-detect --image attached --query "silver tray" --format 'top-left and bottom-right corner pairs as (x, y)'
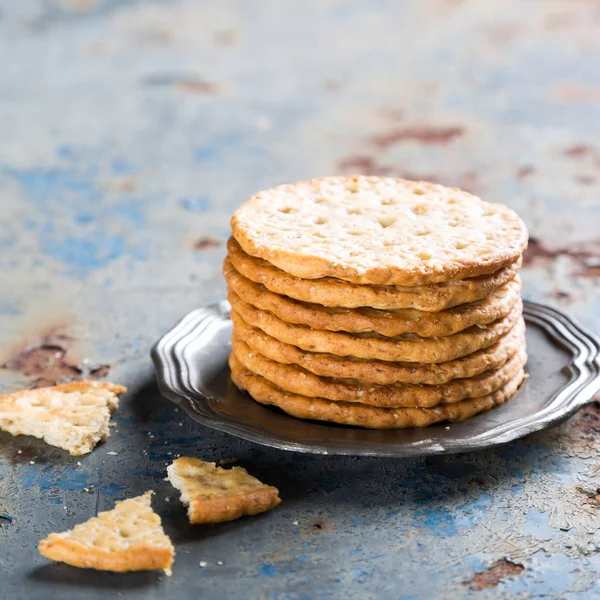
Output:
(151, 301), (600, 457)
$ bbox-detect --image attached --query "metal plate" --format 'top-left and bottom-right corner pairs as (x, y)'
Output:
(151, 301), (600, 457)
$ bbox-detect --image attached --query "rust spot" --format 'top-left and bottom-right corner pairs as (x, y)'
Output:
(309, 517), (334, 532)
(87, 41), (111, 56)
(89, 364), (111, 378)
(463, 559), (524, 590)
(1, 328), (111, 388)
(523, 237), (600, 278)
(400, 173), (441, 184)
(193, 237), (222, 251)
(565, 145), (592, 159)
(323, 78), (341, 92)
(141, 28), (174, 45)
(522, 237), (558, 267)
(58, 0), (98, 12)
(178, 79), (220, 95)
(544, 13), (575, 31)
(371, 126), (464, 150)
(516, 165), (535, 179)
(551, 290), (573, 302)
(337, 156), (394, 176)
(104, 177), (137, 192)
(574, 175), (595, 185)
(337, 156), (441, 183)
(458, 171), (480, 194)
(576, 399), (600, 435)
(378, 108), (404, 121)
(214, 30), (238, 46)
(554, 84), (600, 104)
(577, 486), (600, 507)
(580, 265), (600, 279)
(487, 22), (522, 44)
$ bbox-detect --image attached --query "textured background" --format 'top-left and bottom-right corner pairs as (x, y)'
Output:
(1, 1), (600, 598)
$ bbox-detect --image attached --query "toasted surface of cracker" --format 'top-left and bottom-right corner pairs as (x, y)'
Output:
(167, 457), (281, 524)
(229, 291), (523, 363)
(233, 312), (526, 385)
(227, 237), (523, 311)
(0, 381), (126, 455)
(232, 337), (527, 408)
(39, 491), (175, 574)
(230, 355), (526, 429)
(231, 176), (528, 285)
(225, 257), (521, 337)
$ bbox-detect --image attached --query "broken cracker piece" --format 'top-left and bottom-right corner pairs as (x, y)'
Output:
(167, 457), (281, 524)
(39, 491), (175, 574)
(0, 381), (126, 456)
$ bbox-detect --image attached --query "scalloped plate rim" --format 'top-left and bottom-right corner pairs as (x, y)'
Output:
(151, 300), (600, 457)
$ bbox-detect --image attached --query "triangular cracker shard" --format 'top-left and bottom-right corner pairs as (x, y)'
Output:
(167, 457), (281, 524)
(0, 382), (126, 455)
(39, 491), (175, 575)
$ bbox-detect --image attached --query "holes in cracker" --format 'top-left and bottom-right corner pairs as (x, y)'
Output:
(278, 207), (296, 214)
(377, 215), (397, 228)
(315, 197), (327, 204)
(346, 179), (360, 193)
(416, 228), (431, 236)
(418, 251), (432, 260)
(347, 207), (362, 215)
(314, 216), (328, 225)
(411, 204), (428, 216)
(412, 188), (425, 195)
(448, 220), (459, 227)
(380, 197), (396, 206)
(348, 230), (362, 236)
(455, 240), (471, 250)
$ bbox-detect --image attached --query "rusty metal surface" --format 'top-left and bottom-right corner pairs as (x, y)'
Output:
(0, 1), (599, 598)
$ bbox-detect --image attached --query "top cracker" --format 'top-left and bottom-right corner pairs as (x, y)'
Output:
(231, 176), (528, 286)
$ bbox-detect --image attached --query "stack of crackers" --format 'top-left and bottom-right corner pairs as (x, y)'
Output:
(225, 176), (529, 429)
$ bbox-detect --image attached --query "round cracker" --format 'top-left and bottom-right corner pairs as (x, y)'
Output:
(232, 337), (526, 408)
(231, 176), (528, 286)
(225, 257), (521, 338)
(227, 237), (523, 312)
(232, 311), (526, 385)
(228, 291), (523, 363)
(229, 354), (526, 430)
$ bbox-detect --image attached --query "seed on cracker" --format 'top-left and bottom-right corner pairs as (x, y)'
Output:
(0, 382), (127, 456)
(39, 492), (175, 574)
(167, 457), (281, 524)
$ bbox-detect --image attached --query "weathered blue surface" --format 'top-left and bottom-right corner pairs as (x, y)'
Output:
(1, 1), (600, 598)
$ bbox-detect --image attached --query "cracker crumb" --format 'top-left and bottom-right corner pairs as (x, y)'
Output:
(199, 561), (208, 567)
(39, 492), (174, 574)
(167, 457), (281, 524)
(0, 382), (126, 456)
